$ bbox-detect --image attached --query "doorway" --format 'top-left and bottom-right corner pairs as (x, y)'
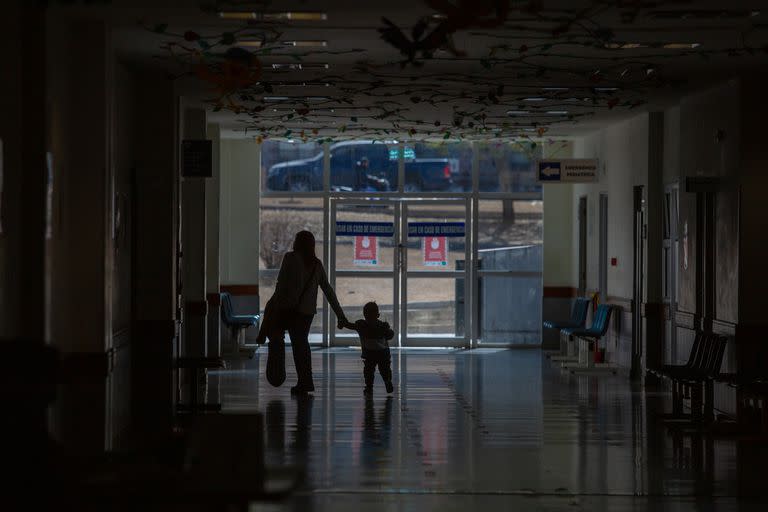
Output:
(598, 193), (609, 301)
(329, 197), (470, 347)
(577, 196), (587, 296)
(631, 186), (645, 379)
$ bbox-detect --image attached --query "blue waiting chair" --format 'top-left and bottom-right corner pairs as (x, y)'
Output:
(545, 297), (590, 360)
(220, 292), (260, 357)
(544, 297), (591, 330)
(562, 304), (614, 368)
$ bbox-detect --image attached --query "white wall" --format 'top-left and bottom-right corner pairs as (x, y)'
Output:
(541, 141), (575, 288)
(662, 105), (681, 185)
(572, 113), (649, 300)
(219, 139), (260, 286)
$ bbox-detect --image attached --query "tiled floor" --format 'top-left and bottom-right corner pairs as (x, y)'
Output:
(207, 348), (768, 511)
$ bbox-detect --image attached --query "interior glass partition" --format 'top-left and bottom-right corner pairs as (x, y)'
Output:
(474, 141), (543, 346)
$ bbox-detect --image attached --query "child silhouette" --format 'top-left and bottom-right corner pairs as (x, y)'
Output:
(340, 302), (394, 395)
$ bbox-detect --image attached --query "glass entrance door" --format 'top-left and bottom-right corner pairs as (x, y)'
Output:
(330, 199), (399, 346)
(329, 198), (470, 348)
(401, 199), (470, 347)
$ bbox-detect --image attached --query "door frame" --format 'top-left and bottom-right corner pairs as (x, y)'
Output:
(631, 186), (644, 380)
(400, 197), (471, 348)
(577, 196), (588, 296)
(328, 196), (471, 348)
(329, 197), (401, 347)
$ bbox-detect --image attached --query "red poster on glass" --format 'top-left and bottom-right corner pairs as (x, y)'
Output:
(423, 236), (447, 266)
(354, 236), (378, 266)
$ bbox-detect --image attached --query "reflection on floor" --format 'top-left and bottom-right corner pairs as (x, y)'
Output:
(207, 348), (768, 511)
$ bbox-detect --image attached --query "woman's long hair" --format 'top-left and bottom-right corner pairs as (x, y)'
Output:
(293, 230), (317, 268)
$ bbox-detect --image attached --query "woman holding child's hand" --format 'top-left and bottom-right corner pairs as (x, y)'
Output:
(259, 230), (347, 394)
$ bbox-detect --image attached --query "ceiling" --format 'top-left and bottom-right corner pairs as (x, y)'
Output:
(71, 0), (768, 140)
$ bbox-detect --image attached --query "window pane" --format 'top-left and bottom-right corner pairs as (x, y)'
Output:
(408, 141), (472, 192)
(478, 275), (541, 344)
(477, 200), (543, 270)
(329, 140), (399, 192)
(262, 140), (323, 192)
(334, 277), (395, 342)
(405, 203), (466, 271)
(259, 197), (324, 270)
(406, 278), (461, 337)
(477, 142), (541, 195)
(334, 203), (395, 271)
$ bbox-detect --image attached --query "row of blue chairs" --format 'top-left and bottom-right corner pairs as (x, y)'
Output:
(220, 292), (260, 358)
(544, 297), (614, 369)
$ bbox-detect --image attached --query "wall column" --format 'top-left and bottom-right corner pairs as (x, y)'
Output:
(219, 139), (260, 347)
(2, 3), (50, 486)
(181, 109), (208, 358)
(0, 3), (48, 340)
(541, 141), (575, 349)
(46, 19), (113, 452)
(132, 72), (178, 449)
(641, 112), (665, 377)
(206, 124), (221, 357)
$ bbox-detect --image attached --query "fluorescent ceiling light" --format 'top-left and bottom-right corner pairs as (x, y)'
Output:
(507, 110), (529, 115)
(274, 12), (327, 21)
(662, 43), (701, 49)
(218, 12), (327, 21)
(593, 87), (619, 92)
(218, 11), (258, 20)
(264, 96), (329, 103)
(604, 43), (647, 49)
(281, 40), (328, 47)
(270, 81), (332, 87)
(271, 63), (329, 70)
(546, 111), (569, 115)
(542, 87), (569, 92)
(236, 40), (263, 47)
(523, 97), (546, 102)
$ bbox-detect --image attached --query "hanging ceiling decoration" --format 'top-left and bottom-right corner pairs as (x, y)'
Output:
(146, 0), (768, 142)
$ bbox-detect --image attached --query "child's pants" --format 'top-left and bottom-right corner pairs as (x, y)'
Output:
(362, 348), (392, 388)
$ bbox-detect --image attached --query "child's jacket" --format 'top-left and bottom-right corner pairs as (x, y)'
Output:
(350, 319), (394, 351)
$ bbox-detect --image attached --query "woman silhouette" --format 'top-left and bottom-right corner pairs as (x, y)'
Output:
(260, 230), (347, 394)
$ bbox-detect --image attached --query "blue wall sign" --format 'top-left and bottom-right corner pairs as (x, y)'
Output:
(408, 222), (465, 237)
(336, 221), (394, 237)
